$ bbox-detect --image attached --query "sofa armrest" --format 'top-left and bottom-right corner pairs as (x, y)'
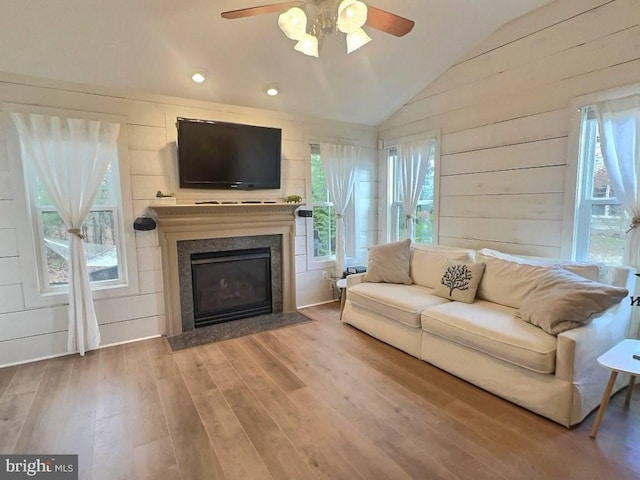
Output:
(346, 273), (366, 288)
(555, 301), (630, 383)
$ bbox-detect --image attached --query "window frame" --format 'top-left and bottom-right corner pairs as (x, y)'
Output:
(563, 83), (640, 261)
(382, 132), (440, 245)
(5, 104), (139, 308)
(305, 142), (357, 271)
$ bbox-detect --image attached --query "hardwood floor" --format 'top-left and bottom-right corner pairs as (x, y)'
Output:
(1, 302), (639, 479)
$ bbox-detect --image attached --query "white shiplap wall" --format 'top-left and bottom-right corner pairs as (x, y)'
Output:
(0, 74), (377, 366)
(380, 0), (640, 257)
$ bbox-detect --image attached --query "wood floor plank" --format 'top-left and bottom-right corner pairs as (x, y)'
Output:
(173, 348), (218, 397)
(155, 371), (227, 480)
(0, 391), (35, 453)
(0, 364), (18, 400)
(3, 360), (47, 397)
(234, 334), (306, 394)
(96, 345), (127, 420)
(199, 342), (318, 480)
(124, 341), (169, 448)
(133, 437), (181, 480)
(13, 357), (75, 453)
(221, 339), (366, 480)
(192, 387), (274, 480)
(146, 337), (181, 380)
(92, 412), (135, 480)
(175, 347), (273, 480)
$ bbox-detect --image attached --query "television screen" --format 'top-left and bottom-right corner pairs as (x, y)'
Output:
(177, 118), (282, 190)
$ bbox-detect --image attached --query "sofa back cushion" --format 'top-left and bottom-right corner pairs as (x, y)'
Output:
(478, 248), (604, 282)
(410, 246), (472, 289)
(476, 249), (608, 309)
(476, 254), (548, 308)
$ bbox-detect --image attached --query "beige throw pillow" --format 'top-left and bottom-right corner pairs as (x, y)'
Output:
(364, 239), (413, 284)
(433, 261), (486, 303)
(411, 247), (472, 288)
(517, 266), (628, 335)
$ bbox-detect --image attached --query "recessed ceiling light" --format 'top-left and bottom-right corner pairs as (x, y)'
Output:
(266, 85), (279, 96)
(192, 73), (206, 84)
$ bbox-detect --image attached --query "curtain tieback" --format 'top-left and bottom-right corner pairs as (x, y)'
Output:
(335, 213), (343, 219)
(627, 218), (640, 234)
(68, 228), (85, 240)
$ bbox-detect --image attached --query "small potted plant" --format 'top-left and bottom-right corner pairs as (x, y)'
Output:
(153, 191), (177, 205)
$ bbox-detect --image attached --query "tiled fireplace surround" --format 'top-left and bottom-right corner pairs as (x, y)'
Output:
(151, 203), (299, 336)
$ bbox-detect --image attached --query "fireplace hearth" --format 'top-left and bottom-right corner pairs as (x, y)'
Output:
(191, 247), (272, 327)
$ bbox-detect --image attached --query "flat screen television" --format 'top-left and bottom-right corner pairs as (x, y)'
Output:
(177, 117), (282, 190)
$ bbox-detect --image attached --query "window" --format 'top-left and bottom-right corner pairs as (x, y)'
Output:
(310, 144), (335, 260)
(387, 139), (436, 243)
(308, 144), (356, 264)
(24, 145), (127, 293)
(574, 108), (628, 264)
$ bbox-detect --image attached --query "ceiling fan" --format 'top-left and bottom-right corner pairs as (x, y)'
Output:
(221, 0), (415, 57)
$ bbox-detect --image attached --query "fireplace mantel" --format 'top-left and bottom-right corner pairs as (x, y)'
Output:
(150, 203), (300, 336)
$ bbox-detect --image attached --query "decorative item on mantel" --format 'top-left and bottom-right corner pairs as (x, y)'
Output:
(285, 194), (302, 203)
(153, 190), (177, 205)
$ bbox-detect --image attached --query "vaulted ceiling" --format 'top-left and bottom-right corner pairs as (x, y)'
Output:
(0, 1), (554, 125)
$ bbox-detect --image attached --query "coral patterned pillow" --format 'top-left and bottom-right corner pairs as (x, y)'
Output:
(433, 261), (486, 303)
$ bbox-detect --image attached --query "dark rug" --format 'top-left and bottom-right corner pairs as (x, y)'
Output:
(167, 311), (312, 352)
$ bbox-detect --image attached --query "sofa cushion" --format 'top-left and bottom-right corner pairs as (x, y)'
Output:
(348, 282), (450, 328)
(476, 254), (549, 308)
(421, 300), (557, 374)
(365, 239), (412, 284)
(410, 246), (472, 288)
(518, 266), (629, 335)
(477, 248), (604, 282)
(433, 261), (486, 303)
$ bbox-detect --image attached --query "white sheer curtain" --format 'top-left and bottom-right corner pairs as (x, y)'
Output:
(593, 95), (640, 268)
(11, 113), (120, 355)
(397, 139), (432, 241)
(319, 143), (360, 277)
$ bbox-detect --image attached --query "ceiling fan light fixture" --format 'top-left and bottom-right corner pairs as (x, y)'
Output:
(337, 0), (368, 34)
(346, 28), (372, 54)
(278, 7), (307, 40)
(294, 33), (319, 57)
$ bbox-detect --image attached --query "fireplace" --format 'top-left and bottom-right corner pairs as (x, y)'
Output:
(191, 247), (272, 327)
(177, 233), (283, 332)
(150, 203), (298, 336)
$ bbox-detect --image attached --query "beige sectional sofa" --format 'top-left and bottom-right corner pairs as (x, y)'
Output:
(341, 244), (634, 427)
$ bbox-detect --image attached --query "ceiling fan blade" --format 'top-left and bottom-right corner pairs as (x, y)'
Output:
(366, 6), (415, 37)
(221, 2), (303, 20)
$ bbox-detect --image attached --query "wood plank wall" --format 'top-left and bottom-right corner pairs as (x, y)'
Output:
(0, 76), (377, 366)
(379, 0), (640, 257)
